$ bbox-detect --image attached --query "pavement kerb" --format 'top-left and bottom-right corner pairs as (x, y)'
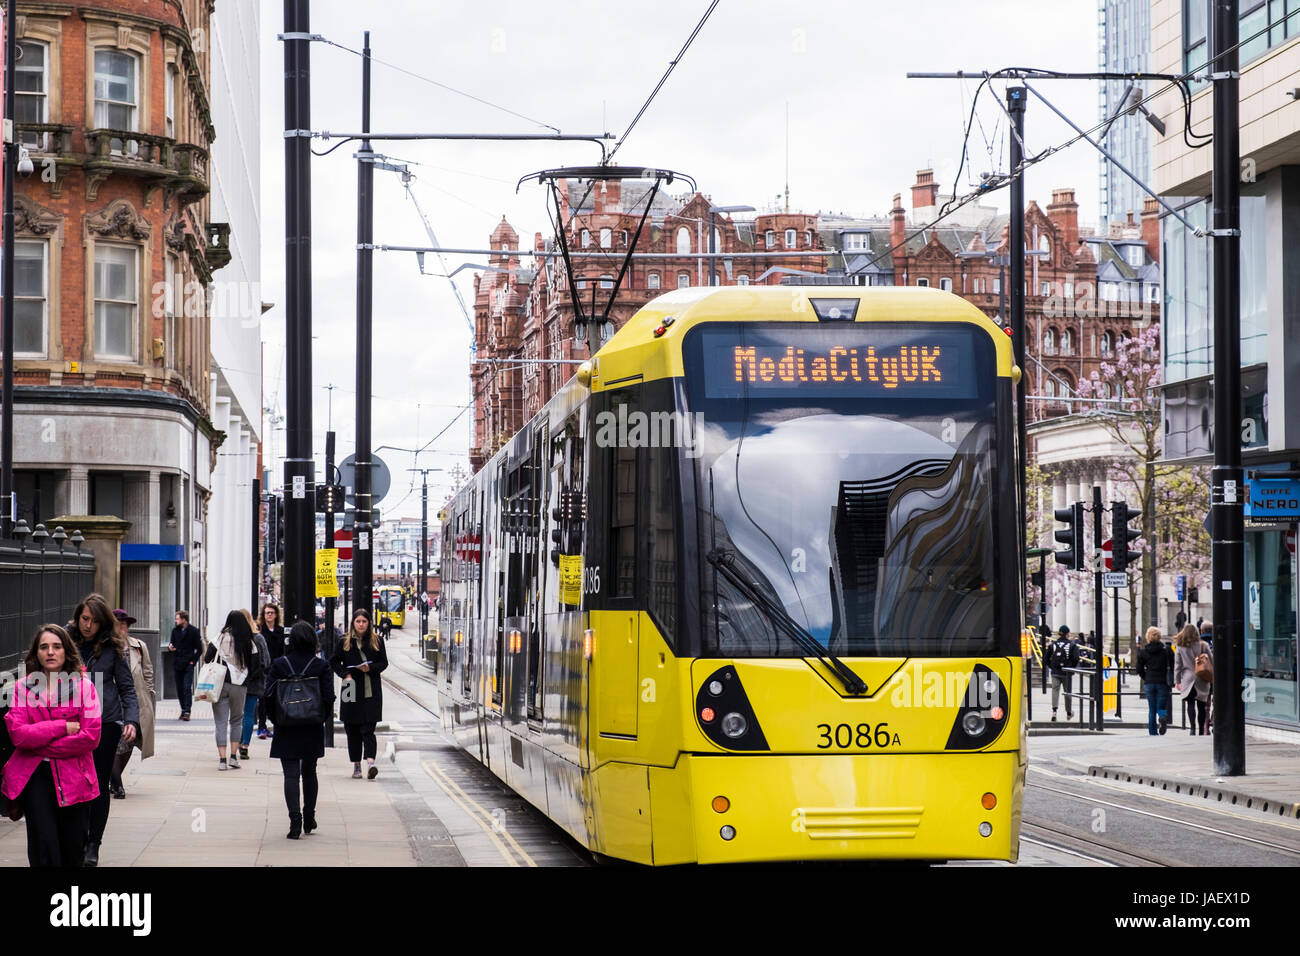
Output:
(1054, 753), (1300, 821)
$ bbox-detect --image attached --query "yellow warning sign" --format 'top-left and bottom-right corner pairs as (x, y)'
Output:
(559, 553), (582, 607)
(315, 548), (339, 598)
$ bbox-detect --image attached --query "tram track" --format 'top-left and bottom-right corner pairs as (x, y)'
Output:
(1023, 765), (1300, 865)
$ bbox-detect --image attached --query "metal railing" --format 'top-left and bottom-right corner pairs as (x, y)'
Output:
(0, 523), (95, 675)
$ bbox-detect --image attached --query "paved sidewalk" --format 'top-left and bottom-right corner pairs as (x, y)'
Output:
(0, 701), (425, 867)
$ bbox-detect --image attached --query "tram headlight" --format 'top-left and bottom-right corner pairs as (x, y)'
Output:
(719, 825), (736, 841)
(721, 712), (748, 739)
(707, 679), (724, 696)
(961, 711), (987, 737)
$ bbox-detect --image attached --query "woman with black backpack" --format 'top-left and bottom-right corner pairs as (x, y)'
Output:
(265, 622), (334, 839)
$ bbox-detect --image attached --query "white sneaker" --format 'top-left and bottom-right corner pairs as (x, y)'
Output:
(228, 753), (241, 769)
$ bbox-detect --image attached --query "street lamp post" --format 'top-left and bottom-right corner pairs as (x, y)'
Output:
(708, 204), (755, 286)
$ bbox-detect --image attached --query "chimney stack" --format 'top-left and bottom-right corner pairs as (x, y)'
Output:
(911, 169), (939, 211)
(1046, 188), (1079, 259)
(890, 193), (907, 255)
(1141, 196), (1160, 264)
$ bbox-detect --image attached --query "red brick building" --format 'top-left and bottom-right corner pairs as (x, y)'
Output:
(9, 0), (226, 629)
(469, 170), (1162, 467)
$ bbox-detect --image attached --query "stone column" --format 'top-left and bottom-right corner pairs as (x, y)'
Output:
(65, 466), (90, 516)
(48, 514), (131, 607)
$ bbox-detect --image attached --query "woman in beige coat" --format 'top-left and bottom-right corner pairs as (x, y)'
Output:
(109, 610), (155, 798)
(1172, 623), (1211, 736)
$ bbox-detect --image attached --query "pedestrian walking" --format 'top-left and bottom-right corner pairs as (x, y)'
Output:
(256, 603), (287, 741)
(203, 610), (254, 771)
(1198, 618), (1214, 653)
(108, 610), (155, 799)
(330, 609), (388, 779)
(2, 625), (103, 867)
(168, 611), (203, 720)
(1173, 623), (1211, 735)
(266, 622), (335, 839)
(1136, 626), (1174, 736)
(238, 611), (271, 760)
(73, 593), (139, 867)
(1047, 624), (1079, 721)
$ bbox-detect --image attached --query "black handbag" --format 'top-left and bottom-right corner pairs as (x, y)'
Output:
(274, 661), (323, 728)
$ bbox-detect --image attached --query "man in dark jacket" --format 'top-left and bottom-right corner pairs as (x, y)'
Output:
(168, 610), (203, 720)
(1048, 625), (1079, 721)
(1136, 628), (1174, 735)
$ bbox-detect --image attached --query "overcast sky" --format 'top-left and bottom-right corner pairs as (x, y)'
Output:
(258, 0), (1103, 518)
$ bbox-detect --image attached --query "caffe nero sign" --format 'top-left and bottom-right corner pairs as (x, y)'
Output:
(1245, 478), (1300, 524)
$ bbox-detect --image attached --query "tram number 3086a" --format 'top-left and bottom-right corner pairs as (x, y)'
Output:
(816, 723), (901, 749)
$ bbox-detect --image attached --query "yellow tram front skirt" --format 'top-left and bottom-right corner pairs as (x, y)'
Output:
(648, 751), (1024, 865)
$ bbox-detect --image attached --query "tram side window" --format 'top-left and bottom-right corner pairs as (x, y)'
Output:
(643, 439), (677, 642)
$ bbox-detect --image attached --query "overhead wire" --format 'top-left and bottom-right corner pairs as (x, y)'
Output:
(318, 36), (562, 133)
(607, 0), (721, 163)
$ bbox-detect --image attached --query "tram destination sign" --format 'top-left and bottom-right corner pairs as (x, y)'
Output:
(689, 323), (987, 401)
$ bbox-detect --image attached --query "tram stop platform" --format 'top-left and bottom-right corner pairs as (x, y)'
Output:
(1025, 660), (1300, 821)
(0, 640), (584, 868)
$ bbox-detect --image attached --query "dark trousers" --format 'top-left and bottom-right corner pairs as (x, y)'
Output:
(22, 762), (90, 867)
(344, 722), (377, 762)
(109, 748), (133, 791)
(257, 694), (269, 731)
(1185, 694), (1208, 734)
(175, 665), (195, 714)
(281, 758), (319, 815)
(88, 722), (123, 844)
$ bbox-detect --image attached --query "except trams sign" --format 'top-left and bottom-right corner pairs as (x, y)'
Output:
(1102, 572), (1129, 589)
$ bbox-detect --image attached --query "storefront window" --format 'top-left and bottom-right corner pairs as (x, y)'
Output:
(1244, 528), (1299, 723)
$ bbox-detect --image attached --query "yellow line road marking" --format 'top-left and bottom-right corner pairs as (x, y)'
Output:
(421, 760), (520, 866)
(421, 760), (538, 867)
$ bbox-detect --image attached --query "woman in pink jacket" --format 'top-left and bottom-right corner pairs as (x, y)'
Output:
(2, 624), (102, 867)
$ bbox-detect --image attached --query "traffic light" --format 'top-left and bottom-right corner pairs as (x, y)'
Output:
(274, 496), (286, 564)
(1053, 502), (1084, 570)
(1111, 501), (1142, 571)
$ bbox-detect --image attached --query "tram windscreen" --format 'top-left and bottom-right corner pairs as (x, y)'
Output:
(685, 321), (1000, 658)
(382, 591), (403, 612)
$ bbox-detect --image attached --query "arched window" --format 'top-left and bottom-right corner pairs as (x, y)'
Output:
(600, 228), (612, 249)
(804, 230), (812, 247)
(1038, 235), (1050, 258)
(677, 272), (690, 289)
(1043, 327), (1057, 354)
(1044, 378), (1056, 398)
(599, 274), (614, 289)
(784, 228), (796, 249)
(1054, 371), (1075, 396)
(580, 228), (591, 249)
(1060, 329), (1073, 355)
(736, 274), (750, 286)
(647, 272), (661, 290)
(939, 277), (952, 292)
(676, 227), (691, 255)
(711, 227), (721, 252)
(1100, 330), (1113, 355)
(916, 277), (929, 287)
(764, 230), (775, 249)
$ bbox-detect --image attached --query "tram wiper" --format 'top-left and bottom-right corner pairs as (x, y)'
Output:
(706, 549), (869, 696)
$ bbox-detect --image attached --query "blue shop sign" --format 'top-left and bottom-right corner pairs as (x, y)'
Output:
(1245, 478), (1300, 523)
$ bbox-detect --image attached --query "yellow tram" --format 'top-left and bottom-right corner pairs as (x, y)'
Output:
(376, 585), (405, 629)
(437, 285), (1026, 864)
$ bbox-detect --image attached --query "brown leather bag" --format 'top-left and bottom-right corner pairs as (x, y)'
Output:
(1194, 646), (1213, 684)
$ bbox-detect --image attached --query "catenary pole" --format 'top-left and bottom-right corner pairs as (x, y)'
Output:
(1210, 0), (1244, 776)
(282, 0), (315, 626)
(353, 32), (375, 622)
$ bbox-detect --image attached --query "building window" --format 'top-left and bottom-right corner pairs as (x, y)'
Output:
(676, 227), (691, 255)
(993, 277), (1001, 295)
(1126, 244), (1144, 266)
(784, 228), (796, 249)
(916, 278), (929, 287)
(804, 230), (812, 247)
(736, 274), (750, 286)
(580, 228), (591, 248)
(1064, 281), (1074, 298)
(94, 243), (138, 360)
(711, 227), (721, 252)
(1044, 378), (1056, 398)
(1043, 328), (1057, 354)
(939, 277), (952, 292)
(166, 64), (177, 139)
(621, 230), (629, 246)
(599, 274), (614, 289)
(14, 240), (47, 356)
(677, 272), (690, 289)
(600, 228), (612, 249)
(1060, 329), (1073, 355)
(16, 41), (48, 149)
(93, 50), (138, 131)
(764, 230), (775, 249)
(1101, 330), (1113, 355)
(845, 233), (868, 251)
(647, 272), (660, 290)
